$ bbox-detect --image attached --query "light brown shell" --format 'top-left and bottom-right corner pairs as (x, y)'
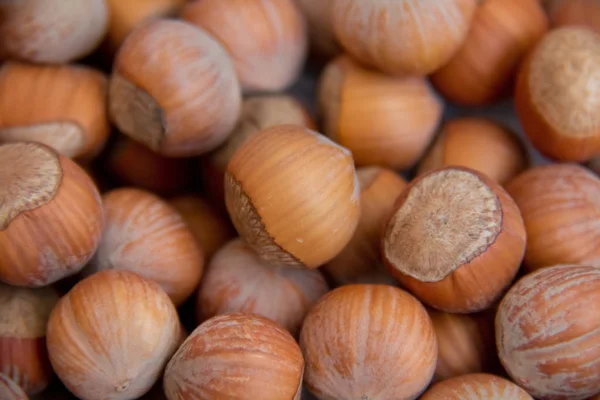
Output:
(332, 0), (477, 75)
(0, 0), (108, 63)
(420, 373), (532, 399)
(506, 163), (600, 272)
(47, 270), (182, 400)
(164, 313), (304, 400)
(496, 264), (600, 400)
(88, 188), (204, 306)
(181, 0), (307, 93)
(197, 239), (328, 335)
(300, 284), (437, 400)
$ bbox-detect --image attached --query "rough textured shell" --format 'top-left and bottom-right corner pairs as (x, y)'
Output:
(332, 0), (477, 75)
(88, 188), (204, 306)
(506, 164), (600, 271)
(225, 125), (360, 269)
(197, 239), (328, 335)
(47, 270), (182, 400)
(0, 0), (108, 63)
(300, 284), (437, 400)
(420, 373), (532, 399)
(496, 265), (600, 400)
(164, 313), (304, 400)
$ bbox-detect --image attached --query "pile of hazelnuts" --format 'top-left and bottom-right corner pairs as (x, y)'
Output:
(1, 1), (600, 399)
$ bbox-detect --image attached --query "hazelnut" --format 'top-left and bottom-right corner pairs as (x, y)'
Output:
(428, 310), (496, 382)
(169, 195), (235, 261)
(0, 142), (104, 287)
(0, 62), (110, 161)
(47, 270), (182, 400)
(181, 0), (307, 93)
(506, 164), (600, 272)
(420, 373), (532, 399)
(107, 136), (193, 196)
(164, 313), (304, 400)
(225, 124), (360, 269)
(202, 94), (315, 207)
(418, 118), (529, 184)
(294, 0), (341, 57)
(331, 0), (477, 76)
(197, 239), (329, 335)
(515, 27), (600, 161)
(0, 0), (108, 63)
(0, 374), (28, 400)
(324, 167), (407, 286)
(106, 0), (186, 52)
(319, 56), (443, 170)
(431, 0), (548, 106)
(383, 167), (526, 313)
(109, 19), (241, 157)
(0, 284), (59, 395)
(300, 284), (437, 400)
(87, 188), (204, 306)
(496, 264), (600, 400)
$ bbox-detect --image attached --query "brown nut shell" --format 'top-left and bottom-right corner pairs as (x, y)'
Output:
(0, 374), (28, 400)
(0, 62), (110, 161)
(506, 164), (600, 272)
(496, 265), (600, 400)
(300, 284), (437, 400)
(294, 0), (341, 57)
(515, 27), (600, 161)
(0, 142), (104, 287)
(109, 19), (241, 157)
(420, 373), (532, 399)
(547, 0), (600, 33)
(383, 167), (526, 313)
(164, 313), (304, 400)
(224, 124), (360, 269)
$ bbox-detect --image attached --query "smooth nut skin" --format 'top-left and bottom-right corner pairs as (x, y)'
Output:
(420, 373), (532, 399)
(109, 19), (241, 157)
(515, 27), (600, 162)
(431, 0), (548, 106)
(181, 0), (307, 93)
(47, 270), (182, 400)
(224, 124), (360, 269)
(164, 313), (304, 400)
(0, 0), (109, 63)
(506, 164), (600, 272)
(332, 0), (477, 76)
(496, 265), (600, 400)
(300, 285), (437, 400)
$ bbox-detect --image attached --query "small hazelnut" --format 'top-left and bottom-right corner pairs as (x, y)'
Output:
(197, 239), (329, 335)
(428, 310), (496, 382)
(164, 313), (304, 400)
(0, 0), (108, 63)
(506, 164), (600, 272)
(496, 264), (600, 400)
(181, 0), (307, 93)
(169, 195), (235, 261)
(87, 188), (204, 306)
(47, 270), (182, 400)
(331, 0), (477, 76)
(202, 94), (315, 207)
(420, 373), (532, 399)
(0, 374), (28, 400)
(431, 0), (548, 105)
(418, 118), (529, 184)
(515, 27), (600, 161)
(0, 142), (104, 287)
(324, 167), (407, 286)
(225, 124), (360, 269)
(0, 62), (110, 161)
(300, 284), (437, 400)
(109, 19), (241, 157)
(107, 136), (194, 195)
(319, 56), (443, 170)
(383, 167), (526, 313)
(0, 284), (59, 395)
